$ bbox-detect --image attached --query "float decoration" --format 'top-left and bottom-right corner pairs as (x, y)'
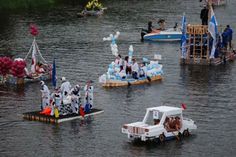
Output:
(0, 57), (13, 77)
(30, 24), (39, 36)
(103, 31), (120, 57)
(11, 59), (26, 78)
(86, 0), (103, 11)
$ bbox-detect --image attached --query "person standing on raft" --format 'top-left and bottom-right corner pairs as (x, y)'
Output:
(60, 77), (71, 101)
(40, 81), (50, 110)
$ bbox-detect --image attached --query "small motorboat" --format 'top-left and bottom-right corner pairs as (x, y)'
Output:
(141, 28), (182, 41)
(121, 105), (197, 142)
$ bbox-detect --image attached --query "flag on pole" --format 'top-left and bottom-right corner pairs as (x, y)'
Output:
(181, 13), (187, 59)
(52, 58), (56, 88)
(181, 103), (187, 110)
(31, 39), (37, 73)
(208, 8), (218, 58)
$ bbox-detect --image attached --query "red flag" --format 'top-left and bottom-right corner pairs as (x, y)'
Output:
(181, 103), (187, 110)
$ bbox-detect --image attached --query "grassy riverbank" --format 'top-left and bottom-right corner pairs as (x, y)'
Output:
(0, 0), (92, 11)
(0, 0), (56, 10)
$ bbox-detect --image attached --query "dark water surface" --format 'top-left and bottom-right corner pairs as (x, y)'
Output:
(1, 0), (236, 156)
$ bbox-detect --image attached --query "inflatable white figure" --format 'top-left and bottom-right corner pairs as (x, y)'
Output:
(128, 45), (133, 64)
(103, 31), (120, 57)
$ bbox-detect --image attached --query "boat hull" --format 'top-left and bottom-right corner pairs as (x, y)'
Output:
(5, 73), (51, 85)
(101, 75), (162, 87)
(144, 32), (182, 41)
(77, 9), (104, 17)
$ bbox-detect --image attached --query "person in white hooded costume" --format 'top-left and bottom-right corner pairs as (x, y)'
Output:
(60, 77), (71, 101)
(84, 81), (94, 110)
(40, 81), (50, 110)
(70, 84), (81, 114)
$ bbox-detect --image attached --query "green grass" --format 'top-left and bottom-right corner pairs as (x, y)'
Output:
(0, 0), (55, 10)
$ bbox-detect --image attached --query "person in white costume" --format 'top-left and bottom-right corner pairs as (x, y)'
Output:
(84, 81), (94, 110)
(70, 85), (81, 114)
(139, 63), (147, 78)
(50, 88), (62, 115)
(40, 81), (50, 110)
(60, 77), (71, 101)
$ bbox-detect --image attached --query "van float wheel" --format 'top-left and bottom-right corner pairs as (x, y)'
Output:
(178, 132), (182, 140)
(159, 134), (165, 143)
(183, 129), (190, 137)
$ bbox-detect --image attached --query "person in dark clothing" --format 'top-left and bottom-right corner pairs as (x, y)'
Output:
(226, 25), (233, 49)
(148, 21), (154, 33)
(222, 28), (229, 49)
(200, 6), (209, 25)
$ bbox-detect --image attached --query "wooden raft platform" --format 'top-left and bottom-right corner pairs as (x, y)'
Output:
(180, 24), (236, 65)
(102, 75), (162, 87)
(23, 108), (104, 124)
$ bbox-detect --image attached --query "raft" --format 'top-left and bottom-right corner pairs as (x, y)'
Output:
(180, 51), (236, 65)
(23, 108), (104, 124)
(100, 75), (162, 87)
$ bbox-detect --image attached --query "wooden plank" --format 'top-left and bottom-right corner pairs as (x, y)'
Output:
(23, 108), (104, 124)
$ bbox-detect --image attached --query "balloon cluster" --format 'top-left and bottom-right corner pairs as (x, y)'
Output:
(103, 31), (120, 57)
(30, 24), (39, 36)
(0, 57), (13, 76)
(11, 59), (26, 78)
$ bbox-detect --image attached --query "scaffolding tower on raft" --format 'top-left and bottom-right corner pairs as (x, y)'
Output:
(180, 2), (235, 65)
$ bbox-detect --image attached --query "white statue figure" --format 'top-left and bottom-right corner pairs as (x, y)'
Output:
(103, 31), (120, 57)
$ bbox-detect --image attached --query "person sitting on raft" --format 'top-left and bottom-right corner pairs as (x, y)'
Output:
(35, 62), (46, 74)
(139, 63), (147, 78)
(119, 65), (126, 79)
(115, 54), (123, 66)
(131, 58), (139, 79)
(124, 56), (132, 76)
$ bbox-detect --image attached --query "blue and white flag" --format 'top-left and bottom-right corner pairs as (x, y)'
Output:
(181, 13), (187, 59)
(208, 9), (218, 58)
(52, 58), (57, 88)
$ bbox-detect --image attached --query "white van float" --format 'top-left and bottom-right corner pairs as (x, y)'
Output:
(121, 106), (197, 142)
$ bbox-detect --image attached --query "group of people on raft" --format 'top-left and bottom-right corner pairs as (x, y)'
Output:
(106, 53), (161, 81)
(25, 62), (51, 79)
(40, 77), (93, 117)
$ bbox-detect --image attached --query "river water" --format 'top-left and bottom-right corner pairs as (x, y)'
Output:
(0, 0), (236, 156)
